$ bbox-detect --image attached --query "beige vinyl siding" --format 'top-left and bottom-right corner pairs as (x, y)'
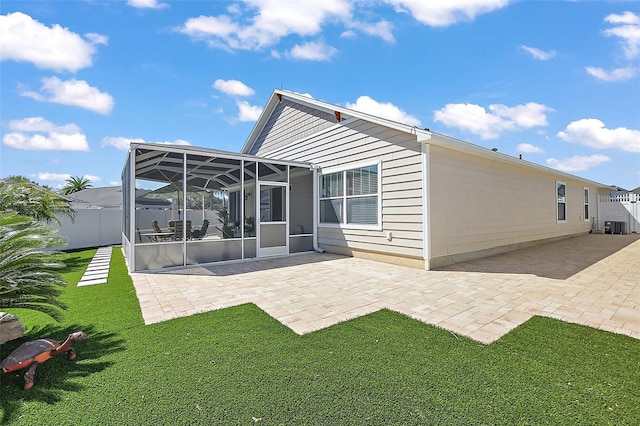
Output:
(428, 144), (599, 263)
(260, 118), (425, 260)
(249, 99), (336, 156)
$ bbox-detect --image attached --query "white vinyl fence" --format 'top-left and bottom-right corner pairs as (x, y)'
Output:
(52, 207), (219, 250)
(597, 193), (640, 234)
(51, 208), (123, 250)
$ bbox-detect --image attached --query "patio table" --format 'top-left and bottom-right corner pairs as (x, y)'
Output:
(141, 232), (174, 242)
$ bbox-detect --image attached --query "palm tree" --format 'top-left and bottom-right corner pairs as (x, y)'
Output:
(61, 175), (92, 195)
(0, 212), (67, 321)
(0, 176), (75, 225)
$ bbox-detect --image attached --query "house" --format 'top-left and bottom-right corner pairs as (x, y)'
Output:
(122, 90), (613, 272)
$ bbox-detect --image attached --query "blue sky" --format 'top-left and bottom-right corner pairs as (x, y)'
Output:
(1, 0), (639, 190)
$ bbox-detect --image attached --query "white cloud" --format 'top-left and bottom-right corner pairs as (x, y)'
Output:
(101, 137), (145, 150)
(213, 79), (255, 96)
(288, 40), (338, 61)
(520, 45), (556, 60)
(340, 29), (357, 38)
(3, 132), (89, 151)
(3, 117), (89, 151)
(585, 66), (639, 82)
(177, 0), (352, 51)
(546, 155), (611, 172)
(7, 116), (80, 134)
(101, 137), (191, 151)
(603, 11), (640, 59)
(517, 143), (544, 154)
(349, 20), (395, 43)
(345, 96), (421, 127)
(127, 0), (169, 9)
(34, 173), (100, 184)
(85, 33), (108, 45)
(236, 100), (263, 121)
(434, 102), (552, 139)
(605, 11), (640, 25)
(20, 77), (114, 115)
(36, 172), (72, 181)
(177, 1), (508, 52)
(156, 139), (191, 146)
(0, 12), (105, 72)
(557, 118), (640, 153)
(383, 0), (509, 27)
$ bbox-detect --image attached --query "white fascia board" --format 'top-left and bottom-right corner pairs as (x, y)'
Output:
(131, 141), (311, 168)
(427, 131), (611, 190)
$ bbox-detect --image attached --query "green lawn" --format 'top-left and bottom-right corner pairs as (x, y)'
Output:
(1, 248), (639, 425)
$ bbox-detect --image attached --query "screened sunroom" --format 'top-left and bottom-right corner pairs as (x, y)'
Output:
(122, 143), (315, 272)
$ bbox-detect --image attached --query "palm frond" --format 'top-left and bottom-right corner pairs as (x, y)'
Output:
(0, 212), (68, 321)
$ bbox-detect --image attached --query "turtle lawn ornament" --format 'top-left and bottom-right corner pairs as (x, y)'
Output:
(0, 331), (87, 390)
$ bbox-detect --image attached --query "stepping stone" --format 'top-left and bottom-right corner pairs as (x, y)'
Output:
(78, 278), (107, 287)
(78, 247), (112, 287)
(82, 272), (108, 279)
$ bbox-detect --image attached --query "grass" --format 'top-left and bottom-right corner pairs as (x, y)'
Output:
(1, 248), (639, 425)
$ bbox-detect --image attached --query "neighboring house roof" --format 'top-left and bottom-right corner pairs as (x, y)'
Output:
(68, 186), (170, 208)
(632, 186), (640, 194)
(242, 89), (611, 190)
(68, 186), (122, 207)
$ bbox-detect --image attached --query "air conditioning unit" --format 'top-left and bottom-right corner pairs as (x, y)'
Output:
(604, 221), (626, 234)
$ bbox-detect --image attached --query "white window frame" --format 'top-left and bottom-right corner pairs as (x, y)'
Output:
(556, 181), (567, 223)
(583, 187), (590, 222)
(319, 160), (382, 230)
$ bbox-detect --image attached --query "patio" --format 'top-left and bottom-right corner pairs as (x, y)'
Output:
(129, 234), (640, 344)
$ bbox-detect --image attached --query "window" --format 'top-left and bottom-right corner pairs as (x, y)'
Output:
(557, 182), (566, 222)
(320, 163), (380, 226)
(584, 188), (589, 221)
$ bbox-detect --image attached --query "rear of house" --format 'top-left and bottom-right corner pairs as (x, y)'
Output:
(243, 90), (612, 269)
(426, 137), (610, 267)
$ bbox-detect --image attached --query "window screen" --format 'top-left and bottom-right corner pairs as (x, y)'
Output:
(320, 164), (379, 226)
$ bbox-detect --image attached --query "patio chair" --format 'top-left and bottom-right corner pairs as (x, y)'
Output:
(151, 220), (173, 242)
(173, 220), (192, 240)
(191, 220), (209, 239)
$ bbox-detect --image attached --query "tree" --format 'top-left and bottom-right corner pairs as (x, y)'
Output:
(0, 176), (75, 225)
(61, 175), (92, 195)
(0, 212), (67, 321)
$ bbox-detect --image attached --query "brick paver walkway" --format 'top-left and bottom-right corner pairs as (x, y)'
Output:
(130, 234), (640, 343)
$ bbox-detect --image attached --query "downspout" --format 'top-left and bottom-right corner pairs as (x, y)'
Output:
(416, 129), (432, 270)
(421, 143), (431, 270)
(311, 164), (325, 253)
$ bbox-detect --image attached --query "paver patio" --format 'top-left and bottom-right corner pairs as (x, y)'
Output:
(129, 234), (640, 344)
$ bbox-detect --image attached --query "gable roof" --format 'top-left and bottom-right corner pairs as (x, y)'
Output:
(241, 89), (432, 155)
(242, 89), (611, 190)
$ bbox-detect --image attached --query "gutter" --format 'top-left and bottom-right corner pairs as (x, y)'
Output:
(311, 164), (325, 253)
